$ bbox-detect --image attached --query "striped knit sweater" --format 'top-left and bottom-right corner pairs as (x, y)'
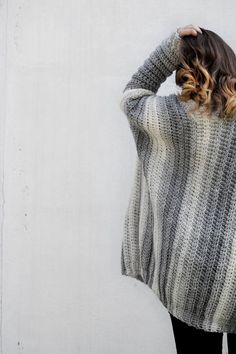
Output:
(120, 29), (236, 333)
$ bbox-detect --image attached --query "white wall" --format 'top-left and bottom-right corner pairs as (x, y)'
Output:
(0, 0), (233, 353)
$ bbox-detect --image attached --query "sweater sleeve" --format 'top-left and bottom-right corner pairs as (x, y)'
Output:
(120, 30), (182, 127)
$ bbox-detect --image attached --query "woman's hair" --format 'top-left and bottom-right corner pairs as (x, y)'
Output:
(175, 27), (236, 121)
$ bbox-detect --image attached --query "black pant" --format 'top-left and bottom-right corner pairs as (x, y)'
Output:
(169, 312), (236, 354)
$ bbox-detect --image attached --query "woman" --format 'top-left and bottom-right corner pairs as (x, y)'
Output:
(120, 24), (236, 353)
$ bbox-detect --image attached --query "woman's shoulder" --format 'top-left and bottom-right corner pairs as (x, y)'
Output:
(163, 93), (213, 123)
(164, 93), (187, 110)
(157, 93), (188, 121)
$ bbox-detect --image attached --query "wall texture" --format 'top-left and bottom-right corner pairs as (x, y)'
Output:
(0, 0), (233, 353)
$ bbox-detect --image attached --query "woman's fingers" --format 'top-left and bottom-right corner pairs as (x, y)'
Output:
(177, 24), (202, 38)
(185, 24), (202, 33)
(190, 25), (202, 34)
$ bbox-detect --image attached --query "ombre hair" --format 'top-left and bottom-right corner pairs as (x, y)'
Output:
(175, 28), (236, 121)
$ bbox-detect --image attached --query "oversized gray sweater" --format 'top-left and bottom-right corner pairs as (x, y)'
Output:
(120, 29), (236, 333)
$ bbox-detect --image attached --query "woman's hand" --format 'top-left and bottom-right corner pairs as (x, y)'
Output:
(177, 24), (202, 38)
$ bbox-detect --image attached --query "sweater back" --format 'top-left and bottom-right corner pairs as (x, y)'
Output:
(120, 30), (236, 333)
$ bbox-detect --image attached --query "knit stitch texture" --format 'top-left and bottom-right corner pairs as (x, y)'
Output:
(120, 30), (236, 333)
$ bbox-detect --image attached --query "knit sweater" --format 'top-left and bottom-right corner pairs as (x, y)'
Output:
(119, 29), (236, 333)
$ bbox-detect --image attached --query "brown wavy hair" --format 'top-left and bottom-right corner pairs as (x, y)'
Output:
(175, 27), (236, 121)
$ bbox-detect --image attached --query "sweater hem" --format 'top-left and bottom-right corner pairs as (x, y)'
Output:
(121, 269), (236, 334)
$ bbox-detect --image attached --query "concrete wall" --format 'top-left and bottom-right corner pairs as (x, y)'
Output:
(0, 0), (233, 353)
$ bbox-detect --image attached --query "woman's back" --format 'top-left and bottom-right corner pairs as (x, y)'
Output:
(120, 27), (236, 333)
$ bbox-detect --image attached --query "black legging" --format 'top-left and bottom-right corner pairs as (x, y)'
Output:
(169, 312), (236, 354)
